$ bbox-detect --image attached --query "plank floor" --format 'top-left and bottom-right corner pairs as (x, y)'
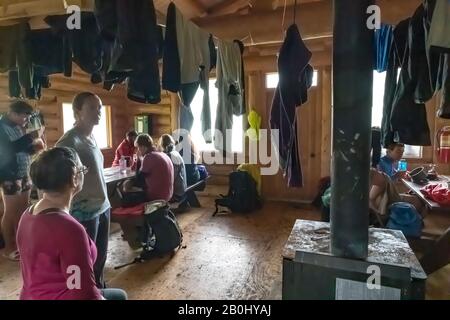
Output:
(0, 197), (448, 300)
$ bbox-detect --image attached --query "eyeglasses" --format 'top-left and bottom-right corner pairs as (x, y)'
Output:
(76, 165), (89, 175)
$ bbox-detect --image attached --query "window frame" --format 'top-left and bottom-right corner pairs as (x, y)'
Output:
(371, 70), (424, 161)
(61, 102), (113, 151)
(189, 78), (245, 156)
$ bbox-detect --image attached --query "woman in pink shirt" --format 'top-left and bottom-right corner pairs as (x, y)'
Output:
(135, 134), (174, 202)
(16, 147), (127, 300)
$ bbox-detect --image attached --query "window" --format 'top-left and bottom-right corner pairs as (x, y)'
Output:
(265, 71), (319, 89)
(62, 103), (112, 149)
(190, 79), (243, 153)
(372, 71), (422, 158)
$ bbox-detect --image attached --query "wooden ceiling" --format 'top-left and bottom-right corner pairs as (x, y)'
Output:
(0, 0), (422, 46)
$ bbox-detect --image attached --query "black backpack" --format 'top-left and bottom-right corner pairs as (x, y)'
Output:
(115, 202), (183, 269)
(214, 171), (261, 215)
(142, 203), (183, 254)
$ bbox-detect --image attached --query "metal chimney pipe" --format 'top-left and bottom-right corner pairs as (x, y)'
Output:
(331, 0), (374, 259)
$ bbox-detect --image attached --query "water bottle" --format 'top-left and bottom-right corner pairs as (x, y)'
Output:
(398, 159), (408, 172)
(119, 156), (127, 174)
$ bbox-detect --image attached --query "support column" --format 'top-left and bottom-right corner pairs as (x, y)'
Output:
(331, 0), (374, 259)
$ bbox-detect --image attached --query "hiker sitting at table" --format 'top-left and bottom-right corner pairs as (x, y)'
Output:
(321, 168), (425, 224)
(176, 133), (201, 186)
(17, 147), (127, 300)
(123, 134), (174, 202)
(112, 129), (137, 170)
(369, 168), (425, 220)
(378, 143), (408, 181)
(159, 134), (187, 202)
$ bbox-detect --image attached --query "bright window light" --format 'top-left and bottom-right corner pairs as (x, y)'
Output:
(372, 71), (422, 158)
(190, 79), (243, 153)
(266, 70), (319, 89)
(62, 103), (111, 150)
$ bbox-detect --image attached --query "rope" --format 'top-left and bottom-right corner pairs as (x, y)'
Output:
(281, 0), (287, 36)
(293, 0), (298, 25)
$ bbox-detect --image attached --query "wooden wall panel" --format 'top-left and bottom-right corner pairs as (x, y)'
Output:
(246, 61), (332, 203)
(0, 66), (172, 167)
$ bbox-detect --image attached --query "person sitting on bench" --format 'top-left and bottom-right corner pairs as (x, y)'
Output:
(123, 134), (174, 203)
(16, 147), (127, 300)
(177, 134), (201, 186)
(112, 129), (137, 170)
(159, 134), (187, 203)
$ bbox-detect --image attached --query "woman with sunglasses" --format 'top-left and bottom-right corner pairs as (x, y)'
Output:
(16, 147), (127, 300)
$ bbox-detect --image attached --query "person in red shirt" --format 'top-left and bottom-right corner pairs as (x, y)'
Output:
(17, 147), (127, 300)
(112, 130), (138, 169)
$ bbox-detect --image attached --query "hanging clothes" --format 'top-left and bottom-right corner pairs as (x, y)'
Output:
(45, 13), (104, 79)
(214, 39), (245, 153)
(371, 127), (382, 168)
(383, 0), (449, 145)
(94, 0), (161, 104)
(374, 24), (394, 73)
(270, 24), (313, 188)
(0, 22), (34, 98)
(428, 0), (450, 53)
(437, 54), (450, 118)
(162, 2), (216, 141)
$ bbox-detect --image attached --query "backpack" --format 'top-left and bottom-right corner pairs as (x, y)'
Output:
(214, 171), (261, 215)
(115, 201), (183, 269)
(386, 202), (423, 238)
(142, 202), (183, 254)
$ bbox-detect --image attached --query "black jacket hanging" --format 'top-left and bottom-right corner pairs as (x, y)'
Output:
(270, 24), (313, 188)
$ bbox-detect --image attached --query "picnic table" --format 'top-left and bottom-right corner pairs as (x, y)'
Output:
(104, 167), (136, 185)
(103, 167), (136, 198)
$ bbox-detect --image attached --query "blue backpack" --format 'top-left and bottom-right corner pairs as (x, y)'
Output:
(387, 202), (423, 238)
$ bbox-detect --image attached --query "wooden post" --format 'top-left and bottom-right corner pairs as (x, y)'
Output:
(330, 0), (374, 259)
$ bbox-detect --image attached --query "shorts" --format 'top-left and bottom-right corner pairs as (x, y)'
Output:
(0, 177), (32, 196)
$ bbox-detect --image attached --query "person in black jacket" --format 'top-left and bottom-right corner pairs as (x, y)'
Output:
(0, 101), (45, 261)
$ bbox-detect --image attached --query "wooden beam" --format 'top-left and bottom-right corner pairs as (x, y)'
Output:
(196, 0), (421, 44)
(206, 0), (250, 17)
(244, 50), (331, 72)
(0, 0), (90, 22)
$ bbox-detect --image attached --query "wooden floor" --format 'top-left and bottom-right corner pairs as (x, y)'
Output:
(0, 197), (449, 300)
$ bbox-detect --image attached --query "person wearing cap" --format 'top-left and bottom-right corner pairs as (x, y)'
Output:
(0, 100), (45, 261)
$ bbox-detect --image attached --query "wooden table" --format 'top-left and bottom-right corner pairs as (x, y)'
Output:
(104, 167), (136, 185)
(402, 176), (450, 212)
(103, 167), (136, 198)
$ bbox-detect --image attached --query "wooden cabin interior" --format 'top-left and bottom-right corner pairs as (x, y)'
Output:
(0, 0), (449, 300)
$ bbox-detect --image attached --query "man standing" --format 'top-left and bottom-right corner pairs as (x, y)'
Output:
(56, 92), (110, 288)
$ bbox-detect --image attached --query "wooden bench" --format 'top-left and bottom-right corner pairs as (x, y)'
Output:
(177, 177), (210, 209)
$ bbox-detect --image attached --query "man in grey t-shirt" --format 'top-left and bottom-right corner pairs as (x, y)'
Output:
(56, 92), (110, 288)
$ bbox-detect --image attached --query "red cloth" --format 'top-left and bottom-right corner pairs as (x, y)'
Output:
(112, 204), (145, 217)
(140, 151), (174, 202)
(421, 183), (450, 206)
(16, 208), (103, 300)
(112, 139), (136, 169)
